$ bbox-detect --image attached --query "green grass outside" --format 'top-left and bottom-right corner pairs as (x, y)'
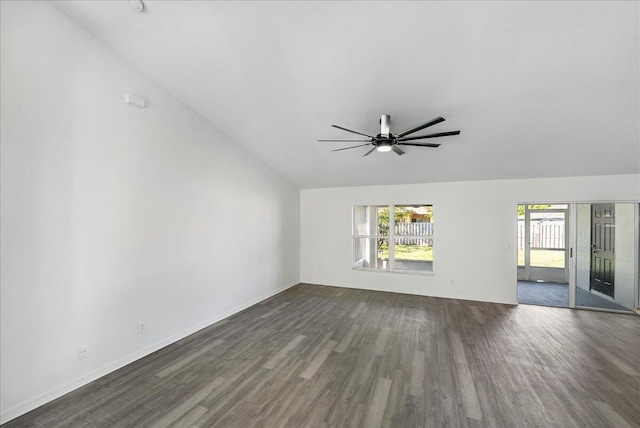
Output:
(378, 246), (563, 267)
(517, 249), (565, 268)
(379, 244), (433, 261)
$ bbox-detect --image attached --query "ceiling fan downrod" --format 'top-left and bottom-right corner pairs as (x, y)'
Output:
(379, 114), (391, 138)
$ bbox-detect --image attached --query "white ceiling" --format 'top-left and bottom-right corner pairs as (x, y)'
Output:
(53, 1), (639, 189)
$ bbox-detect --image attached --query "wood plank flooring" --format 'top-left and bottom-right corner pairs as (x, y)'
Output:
(4, 283), (640, 427)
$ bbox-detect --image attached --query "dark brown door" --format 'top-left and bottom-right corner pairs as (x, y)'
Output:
(590, 204), (615, 297)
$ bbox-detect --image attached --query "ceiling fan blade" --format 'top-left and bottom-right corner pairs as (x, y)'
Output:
(392, 146), (405, 155)
(362, 147), (377, 157)
(396, 117), (445, 137)
(398, 130), (460, 142)
(318, 139), (371, 142)
(397, 142), (441, 148)
(331, 143), (372, 152)
(332, 124), (374, 138)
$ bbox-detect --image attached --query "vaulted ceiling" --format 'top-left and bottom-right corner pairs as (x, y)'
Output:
(54, 1), (639, 189)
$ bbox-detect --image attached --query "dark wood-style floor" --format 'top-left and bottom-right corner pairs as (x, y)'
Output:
(5, 284), (640, 427)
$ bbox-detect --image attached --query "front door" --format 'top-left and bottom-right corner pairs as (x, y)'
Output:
(590, 204), (615, 297)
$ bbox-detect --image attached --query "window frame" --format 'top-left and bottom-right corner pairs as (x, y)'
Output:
(352, 204), (434, 275)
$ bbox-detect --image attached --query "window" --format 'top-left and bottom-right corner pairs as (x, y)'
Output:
(517, 204), (568, 270)
(353, 205), (434, 273)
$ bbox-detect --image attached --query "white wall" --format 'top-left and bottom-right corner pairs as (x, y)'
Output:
(0, 2), (299, 423)
(614, 204), (637, 308)
(301, 175), (640, 305)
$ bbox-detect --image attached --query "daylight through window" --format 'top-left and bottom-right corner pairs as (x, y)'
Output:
(353, 205), (433, 273)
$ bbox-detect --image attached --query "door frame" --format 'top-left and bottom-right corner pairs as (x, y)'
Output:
(518, 204), (569, 283)
(567, 201), (640, 313)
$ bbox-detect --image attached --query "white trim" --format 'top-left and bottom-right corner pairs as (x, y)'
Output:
(389, 204), (396, 270)
(0, 281), (299, 425)
(635, 203), (639, 311)
(568, 203), (577, 308)
(524, 206), (531, 279)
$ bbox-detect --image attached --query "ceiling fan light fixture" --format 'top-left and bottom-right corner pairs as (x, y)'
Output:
(376, 140), (393, 152)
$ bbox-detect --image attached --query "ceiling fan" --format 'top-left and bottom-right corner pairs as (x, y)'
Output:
(318, 114), (460, 156)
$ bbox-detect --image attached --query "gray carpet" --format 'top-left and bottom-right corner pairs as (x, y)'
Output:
(517, 281), (631, 311)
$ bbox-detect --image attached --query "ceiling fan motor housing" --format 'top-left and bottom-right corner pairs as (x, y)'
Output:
(375, 114), (393, 150)
(374, 136), (393, 148)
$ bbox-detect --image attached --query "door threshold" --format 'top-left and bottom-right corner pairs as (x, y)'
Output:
(575, 306), (636, 315)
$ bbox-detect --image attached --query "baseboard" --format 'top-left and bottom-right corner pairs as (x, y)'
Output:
(0, 281), (299, 425)
(301, 280), (518, 306)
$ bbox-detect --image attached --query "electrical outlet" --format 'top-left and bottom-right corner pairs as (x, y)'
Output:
(138, 322), (146, 334)
(78, 345), (88, 360)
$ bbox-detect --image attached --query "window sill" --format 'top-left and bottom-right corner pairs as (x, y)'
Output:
(352, 267), (434, 276)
